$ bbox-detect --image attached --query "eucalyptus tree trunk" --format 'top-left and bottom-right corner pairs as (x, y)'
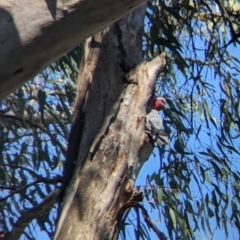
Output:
(0, 0), (147, 100)
(54, 5), (167, 240)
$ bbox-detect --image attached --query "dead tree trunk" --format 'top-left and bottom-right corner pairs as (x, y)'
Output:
(54, 5), (166, 240)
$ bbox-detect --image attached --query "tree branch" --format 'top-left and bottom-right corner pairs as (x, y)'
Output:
(0, 0), (148, 99)
(0, 176), (61, 202)
(0, 114), (67, 155)
(0, 163), (42, 179)
(117, 202), (167, 240)
(4, 189), (60, 240)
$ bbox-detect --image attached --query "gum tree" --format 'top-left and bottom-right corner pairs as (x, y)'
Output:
(0, 0), (240, 239)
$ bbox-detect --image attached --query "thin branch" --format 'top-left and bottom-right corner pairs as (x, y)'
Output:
(5, 189), (60, 240)
(0, 163), (41, 179)
(117, 202), (167, 240)
(0, 176), (61, 202)
(134, 207), (140, 240)
(0, 114), (67, 155)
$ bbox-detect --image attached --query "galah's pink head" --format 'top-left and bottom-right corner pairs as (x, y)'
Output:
(147, 97), (167, 111)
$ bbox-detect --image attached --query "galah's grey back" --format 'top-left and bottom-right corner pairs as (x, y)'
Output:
(145, 109), (170, 145)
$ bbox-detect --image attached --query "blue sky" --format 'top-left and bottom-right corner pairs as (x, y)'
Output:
(11, 3), (240, 239)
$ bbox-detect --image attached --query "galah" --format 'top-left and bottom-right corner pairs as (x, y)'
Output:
(145, 97), (170, 145)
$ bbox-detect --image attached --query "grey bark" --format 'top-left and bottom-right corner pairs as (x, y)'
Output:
(54, 5), (167, 240)
(0, 0), (147, 100)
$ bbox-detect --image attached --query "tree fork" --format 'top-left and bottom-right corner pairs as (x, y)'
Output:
(55, 5), (166, 240)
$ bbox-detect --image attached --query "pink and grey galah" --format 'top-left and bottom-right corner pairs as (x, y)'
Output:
(145, 97), (170, 145)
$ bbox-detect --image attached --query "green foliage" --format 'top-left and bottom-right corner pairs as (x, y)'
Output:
(0, 54), (78, 238)
(133, 0), (240, 239)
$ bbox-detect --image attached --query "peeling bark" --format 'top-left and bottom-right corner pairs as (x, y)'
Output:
(54, 5), (167, 240)
(0, 0), (147, 100)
